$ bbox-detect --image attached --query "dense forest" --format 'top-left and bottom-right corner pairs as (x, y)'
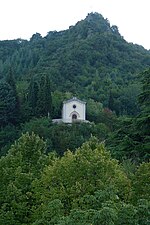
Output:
(0, 12), (150, 224)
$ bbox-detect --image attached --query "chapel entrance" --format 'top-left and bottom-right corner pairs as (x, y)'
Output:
(72, 114), (77, 120)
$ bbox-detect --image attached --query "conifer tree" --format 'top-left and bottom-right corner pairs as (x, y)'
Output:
(6, 67), (20, 123)
(108, 91), (115, 112)
(0, 80), (18, 126)
(37, 74), (52, 117)
(28, 75), (39, 116)
(134, 69), (150, 160)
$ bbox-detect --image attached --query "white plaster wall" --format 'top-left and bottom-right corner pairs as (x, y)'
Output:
(62, 100), (86, 123)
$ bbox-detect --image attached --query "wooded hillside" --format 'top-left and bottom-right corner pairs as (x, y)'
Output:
(0, 12), (150, 224)
(0, 12), (150, 115)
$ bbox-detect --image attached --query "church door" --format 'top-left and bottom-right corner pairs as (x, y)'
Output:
(72, 114), (77, 120)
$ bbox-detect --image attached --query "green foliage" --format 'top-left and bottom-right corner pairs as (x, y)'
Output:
(0, 13), (150, 116)
(21, 117), (52, 138)
(138, 68), (150, 108)
(0, 133), (149, 225)
(0, 12), (150, 224)
(21, 117), (112, 156)
(0, 125), (19, 156)
(0, 80), (19, 126)
(33, 199), (64, 225)
(86, 98), (103, 122)
(51, 90), (64, 118)
(0, 132), (47, 225)
(32, 138), (130, 219)
(31, 138), (149, 225)
(107, 68), (150, 162)
(6, 68), (20, 118)
(136, 199), (150, 225)
(136, 68), (150, 137)
(28, 75), (39, 116)
(16, 80), (33, 123)
(36, 74), (52, 117)
(132, 162), (150, 203)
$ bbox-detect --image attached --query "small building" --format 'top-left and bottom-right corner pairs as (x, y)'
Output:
(62, 97), (86, 123)
(52, 97), (87, 124)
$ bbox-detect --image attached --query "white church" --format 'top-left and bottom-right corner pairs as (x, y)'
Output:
(53, 97), (87, 123)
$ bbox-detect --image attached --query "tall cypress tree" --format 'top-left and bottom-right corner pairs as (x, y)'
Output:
(135, 69), (150, 157)
(138, 69), (150, 112)
(0, 81), (17, 126)
(6, 68), (20, 123)
(108, 91), (115, 112)
(6, 68), (16, 92)
(28, 75), (39, 116)
(37, 74), (52, 117)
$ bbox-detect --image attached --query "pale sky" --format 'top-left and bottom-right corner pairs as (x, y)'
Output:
(0, 0), (150, 49)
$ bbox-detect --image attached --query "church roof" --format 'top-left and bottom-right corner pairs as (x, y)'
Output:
(63, 97), (86, 104)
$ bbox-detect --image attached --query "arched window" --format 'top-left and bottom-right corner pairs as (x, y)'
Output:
(72, 114), (77, 120)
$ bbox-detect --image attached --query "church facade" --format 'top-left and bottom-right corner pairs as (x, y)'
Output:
(62, 97), (86, 123)
(52, 97), (87, 123)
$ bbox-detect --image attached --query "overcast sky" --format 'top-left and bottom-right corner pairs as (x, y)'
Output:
(0, 0), (150, 49)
